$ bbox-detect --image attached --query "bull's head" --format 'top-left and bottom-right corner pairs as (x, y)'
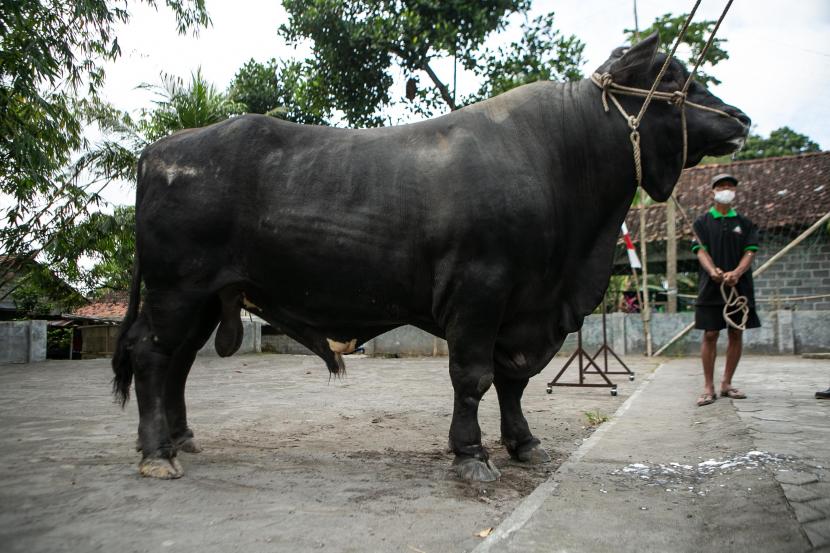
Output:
(596, 33), (750, 201)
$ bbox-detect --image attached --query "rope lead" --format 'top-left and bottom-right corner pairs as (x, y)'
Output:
(721, 282), (749, 331)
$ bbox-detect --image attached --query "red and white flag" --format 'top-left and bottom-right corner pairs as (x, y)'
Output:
(621, 222), (642, 269)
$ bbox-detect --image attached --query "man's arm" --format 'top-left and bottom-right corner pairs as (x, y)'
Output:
(696, 248), (724, 283)
(723, 250), (755, 287)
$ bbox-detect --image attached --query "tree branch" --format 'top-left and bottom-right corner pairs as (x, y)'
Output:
(421, 62), (457, 111)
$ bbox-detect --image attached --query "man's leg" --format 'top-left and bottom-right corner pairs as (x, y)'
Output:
(700, 329), (719, 404)
(721, 327), (747, 397)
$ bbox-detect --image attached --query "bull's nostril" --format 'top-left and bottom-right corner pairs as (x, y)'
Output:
(732, 111), (751, 127)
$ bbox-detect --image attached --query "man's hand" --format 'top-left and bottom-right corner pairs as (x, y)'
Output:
(722, 270), (740, 286)
(710, 268), (725, 283)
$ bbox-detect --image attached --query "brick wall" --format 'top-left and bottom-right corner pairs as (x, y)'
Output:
(753, 229), (830, 311)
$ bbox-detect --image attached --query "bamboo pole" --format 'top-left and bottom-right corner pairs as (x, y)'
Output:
(666, 196), (678, 313)
(638, 193), (653, 356)
(653, 210), (830, 356)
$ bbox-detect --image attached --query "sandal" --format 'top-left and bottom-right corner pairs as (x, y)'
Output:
(697, 393), (716, 407)
(720, 388), (747, 399)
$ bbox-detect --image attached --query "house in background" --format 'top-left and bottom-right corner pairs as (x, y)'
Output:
(615, 151), (830, 312)
(66, 291), (128, 359)
(65, 291), (262, 359)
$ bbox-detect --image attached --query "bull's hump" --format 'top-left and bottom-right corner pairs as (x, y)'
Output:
(462, 81), (553, 124)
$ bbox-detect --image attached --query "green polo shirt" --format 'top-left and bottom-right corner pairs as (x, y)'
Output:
(691, 207), (760, 306)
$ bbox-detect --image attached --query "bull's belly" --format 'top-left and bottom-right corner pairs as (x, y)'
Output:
(242, 275), (431, 332)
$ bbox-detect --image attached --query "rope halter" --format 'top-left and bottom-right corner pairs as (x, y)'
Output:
(590, 0), (741, 189)
(590, 71), (741, 189)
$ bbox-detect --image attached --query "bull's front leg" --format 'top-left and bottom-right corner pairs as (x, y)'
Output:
(445, 306), (504, 482)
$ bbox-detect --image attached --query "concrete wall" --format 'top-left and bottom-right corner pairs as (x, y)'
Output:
(0, 320), (47, 364)
(551, 310), (828, 356)
(262, 309), (830, 359)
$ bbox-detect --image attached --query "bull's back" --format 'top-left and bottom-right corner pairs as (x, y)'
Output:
(135, 104), (553, 319)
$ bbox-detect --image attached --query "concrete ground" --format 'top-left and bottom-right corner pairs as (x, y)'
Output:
(0, 354), (827, 552)
(476, 356), (830, 553)
(0, 352), (656, 553)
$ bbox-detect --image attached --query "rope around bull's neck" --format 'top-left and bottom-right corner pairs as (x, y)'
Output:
(721, 281), (749, 331)
(589, 0), (737, 189)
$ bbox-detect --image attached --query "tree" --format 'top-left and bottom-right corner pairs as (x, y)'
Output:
(733, 127), (821, 161)
(625, 13), (729, 87)
(42, 206), (137, 295)
(228, 59), (330, 125)
(1, 66), (241, 302)
(471, 12), (585, 101)
(0, 0), (209, 287)
(278, 1), (584, 126)
(48, 70), (241, 296)
(139, 68), (245, 142)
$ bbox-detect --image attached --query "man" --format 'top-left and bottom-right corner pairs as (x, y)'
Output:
(692, 173), (761, 407)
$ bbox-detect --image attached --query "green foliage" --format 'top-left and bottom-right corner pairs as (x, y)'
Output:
(48, 327), (74, 352)
(228, 58), (329, 124)
(278, 0), (588, 126)
(43, 206), (137, 294)
(229, 59), (285, 116)
(0, 0), (209, 295)
(139, 68), (245, 142)
(5, 259), (86, 316)
(471, 12), (584, 101)
(733, 126), (821, 161)
(626, 13), (729, 87)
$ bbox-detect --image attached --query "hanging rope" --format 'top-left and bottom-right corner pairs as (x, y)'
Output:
(720, 282), (749, 330)
(681, 0), (735, 95)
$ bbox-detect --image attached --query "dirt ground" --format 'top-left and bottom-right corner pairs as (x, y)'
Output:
(0, 353), (658, 553)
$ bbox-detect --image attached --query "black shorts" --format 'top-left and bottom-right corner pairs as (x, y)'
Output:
(695, 304), (761, 331)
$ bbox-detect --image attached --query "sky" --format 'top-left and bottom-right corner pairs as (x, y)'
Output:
(98, 0), (830, 206)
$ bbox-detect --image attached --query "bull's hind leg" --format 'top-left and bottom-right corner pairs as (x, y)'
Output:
(130, 314), (182, 478)
(493, 372), (551, 464)
(165, 303), (220, 454)
(131, 291), (215, 479)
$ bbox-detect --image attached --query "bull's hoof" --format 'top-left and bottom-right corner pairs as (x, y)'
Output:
(512, 444), (551, 464)
(453, 457), (501, 482)
(139, 457), (184, 479)
(174, 436), (203, 454)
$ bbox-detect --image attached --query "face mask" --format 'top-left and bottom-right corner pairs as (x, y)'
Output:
(714, 189), (736, 204)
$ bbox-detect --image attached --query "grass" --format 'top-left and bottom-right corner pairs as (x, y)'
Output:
(584, 410), (610, 427)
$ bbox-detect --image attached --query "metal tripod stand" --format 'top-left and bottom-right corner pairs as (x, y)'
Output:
(545, 299), (634, 396)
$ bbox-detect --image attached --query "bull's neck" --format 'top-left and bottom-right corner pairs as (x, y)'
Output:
(554, 79), (639, 225)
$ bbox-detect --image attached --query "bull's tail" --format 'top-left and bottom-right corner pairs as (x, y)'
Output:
(112, 253), (142, 407)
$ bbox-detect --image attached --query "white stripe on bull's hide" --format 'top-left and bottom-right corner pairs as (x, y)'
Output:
(162, 164), (200, 186)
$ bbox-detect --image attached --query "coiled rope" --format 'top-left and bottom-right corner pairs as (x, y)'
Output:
(720, 282), (749, 330)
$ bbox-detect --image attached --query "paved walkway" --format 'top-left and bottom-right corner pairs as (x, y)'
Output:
(477, 356), (830, 553)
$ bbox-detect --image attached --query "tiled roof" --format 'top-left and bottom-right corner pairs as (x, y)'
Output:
(68, 290), (130, 322)
(625, 151), (830, 243)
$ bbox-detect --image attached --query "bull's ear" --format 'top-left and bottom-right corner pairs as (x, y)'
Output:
(609, 32), (660, 84)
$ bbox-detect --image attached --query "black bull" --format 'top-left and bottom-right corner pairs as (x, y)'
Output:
(113, 34), (749, 480)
